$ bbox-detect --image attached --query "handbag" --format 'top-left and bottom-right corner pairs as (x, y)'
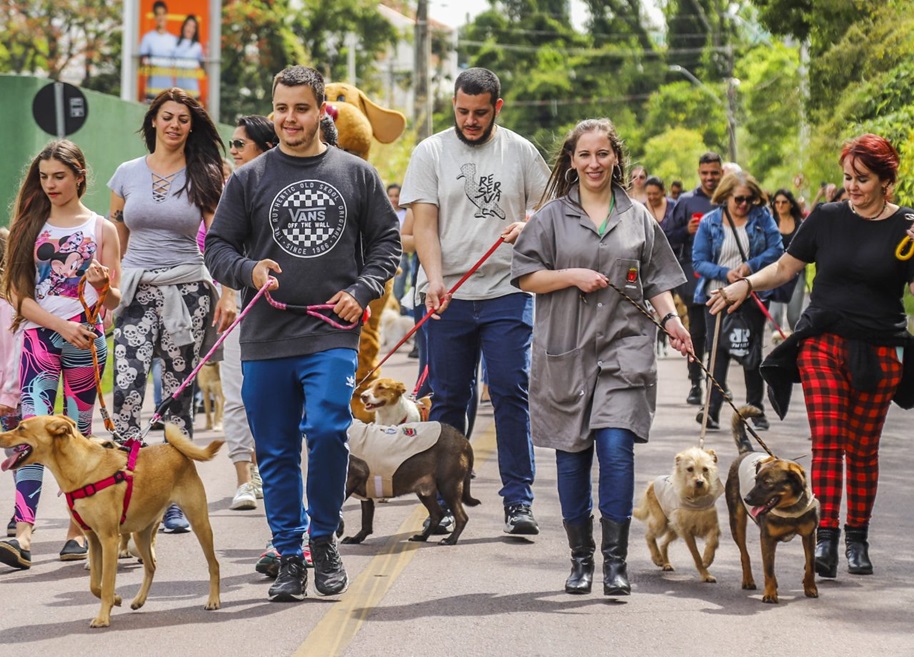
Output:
(720, 208), (762, 369)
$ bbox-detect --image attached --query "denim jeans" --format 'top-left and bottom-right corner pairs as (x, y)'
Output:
(555, 427), (636, 525)
(241, 348), (357, 556)
(426, 293), (534, 506)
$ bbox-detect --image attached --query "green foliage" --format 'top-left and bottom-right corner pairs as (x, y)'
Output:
(640, 127), (709, 185)
(640, 81), (728, 156)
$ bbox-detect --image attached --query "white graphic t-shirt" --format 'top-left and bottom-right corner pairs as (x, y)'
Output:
(400, 126), (550, 300)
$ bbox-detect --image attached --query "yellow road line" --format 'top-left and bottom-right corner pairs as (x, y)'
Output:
(295, 424), (497, 657)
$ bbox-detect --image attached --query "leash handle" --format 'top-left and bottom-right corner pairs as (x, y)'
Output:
(140, 278), (275, 438)
(358, 236), (506, 388)
(263, 292), (371, 329)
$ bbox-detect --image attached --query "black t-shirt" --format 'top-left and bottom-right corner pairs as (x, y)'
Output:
(788, 201), (914, 335)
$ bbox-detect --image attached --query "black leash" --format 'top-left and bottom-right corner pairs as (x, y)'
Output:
(606, 280), (775, 457)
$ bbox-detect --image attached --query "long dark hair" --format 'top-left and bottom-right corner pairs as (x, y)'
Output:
(538, 118), (626, 208)
(770, 188), (803, 224)
(236, 115), (276, 152)
(177, 15), (199, 47)
(2, 140), (88, 330)
(141, 88), (224, 213)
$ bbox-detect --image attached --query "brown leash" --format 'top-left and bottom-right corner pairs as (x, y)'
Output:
(77, 276), (121, 440)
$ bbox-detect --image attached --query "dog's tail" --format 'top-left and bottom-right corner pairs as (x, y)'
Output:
(632, 489), (649, 521)
(732, 405), (762, 455)
(164, 423), (224, 461)
(462, 446), (481, 507)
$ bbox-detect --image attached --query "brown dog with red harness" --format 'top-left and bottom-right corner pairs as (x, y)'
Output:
(0, 415), (223, 627)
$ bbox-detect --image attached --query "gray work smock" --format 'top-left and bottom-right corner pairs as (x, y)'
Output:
(511, 185), (686, 451)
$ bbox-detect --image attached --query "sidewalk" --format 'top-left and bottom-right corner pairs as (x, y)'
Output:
(1, 349), (913, 657)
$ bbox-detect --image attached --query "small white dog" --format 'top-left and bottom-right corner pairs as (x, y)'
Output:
(359, 378), (431, 426)
(633, 446), (723, 582)
(380, 308), (415, 347)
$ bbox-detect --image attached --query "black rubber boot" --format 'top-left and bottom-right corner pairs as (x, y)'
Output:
(600, 517), (631, 596)
(563, 517), (595, 594)
(814, 526), (840, 578)
(845, 525), (874, 575)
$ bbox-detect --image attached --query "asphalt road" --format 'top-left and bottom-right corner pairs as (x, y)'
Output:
(1, 346), (913, 657)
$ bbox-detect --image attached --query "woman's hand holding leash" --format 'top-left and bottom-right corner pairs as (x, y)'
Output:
(572, 268), (609, 294)
(85, 259), (110, 291)
(665, 317), (693, 357)
(500, 221), (526, 245)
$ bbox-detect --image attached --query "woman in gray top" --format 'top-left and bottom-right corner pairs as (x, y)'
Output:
(512, 118), (691, 598)
(108, 88), (235, 532)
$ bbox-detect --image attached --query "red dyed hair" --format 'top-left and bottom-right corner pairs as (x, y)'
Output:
(840, 133), (900, 185)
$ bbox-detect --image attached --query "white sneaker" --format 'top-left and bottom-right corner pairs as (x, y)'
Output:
(231, 482), (257, 510)
(250, 466), (264, 499)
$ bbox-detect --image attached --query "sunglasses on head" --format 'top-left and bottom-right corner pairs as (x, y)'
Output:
(229, 139), (247, 149)
(733, 195), (756, 205)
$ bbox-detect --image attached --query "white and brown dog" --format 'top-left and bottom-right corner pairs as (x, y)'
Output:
(633, 446), (724, 583)
(359, 377), (431, 426)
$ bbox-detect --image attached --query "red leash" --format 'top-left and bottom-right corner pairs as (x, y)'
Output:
(358, 236), (506, 387)
(139, 278), (274, 441)
(749, 291), (788, 340)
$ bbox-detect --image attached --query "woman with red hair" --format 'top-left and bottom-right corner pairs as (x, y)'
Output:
(707, 133), (914, 579)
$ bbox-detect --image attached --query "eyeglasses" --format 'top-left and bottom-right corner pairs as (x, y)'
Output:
(229, 139), (247, 150)
(733, 195), (756, 205)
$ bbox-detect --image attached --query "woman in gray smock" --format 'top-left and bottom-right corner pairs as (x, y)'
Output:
(512, 118), (692, 597)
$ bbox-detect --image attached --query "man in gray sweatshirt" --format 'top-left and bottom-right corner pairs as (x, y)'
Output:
(205, 65), (400, 602)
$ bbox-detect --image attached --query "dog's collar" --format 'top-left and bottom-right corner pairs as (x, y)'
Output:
(769, 485), (819, 519)
(65, 438), (142, 531)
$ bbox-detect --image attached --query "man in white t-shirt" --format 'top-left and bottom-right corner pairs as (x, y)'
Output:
(400, 68), (550, 537)
(139, 0), (177, 101)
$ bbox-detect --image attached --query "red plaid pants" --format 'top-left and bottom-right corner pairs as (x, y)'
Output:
(798, 333), (902, 529)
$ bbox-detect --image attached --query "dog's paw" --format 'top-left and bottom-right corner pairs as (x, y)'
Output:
(409, 533), (430, 542)
(742, 579), (757, 590)
(701, 574), (717, 583)
(89, 616), (111, 628)
(439, 536), (458, 546)
(805, 584), (819, 598)
(762, 592), (779, 604)
(661, 564), (674, 572)
(204, 598), (220, 610)
(113, 594), (122, 607)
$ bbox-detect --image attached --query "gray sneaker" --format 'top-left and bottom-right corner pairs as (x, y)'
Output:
(268, 554), (307, 602)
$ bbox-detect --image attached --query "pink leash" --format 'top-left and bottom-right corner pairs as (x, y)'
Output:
(263, 294), (370, 330)
(138, 278), (274, 441)
(358, 235), (506, 388)
(749, 291), (788, 340)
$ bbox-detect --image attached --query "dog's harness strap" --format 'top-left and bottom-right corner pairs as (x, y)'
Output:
(65, 439), (142, 531)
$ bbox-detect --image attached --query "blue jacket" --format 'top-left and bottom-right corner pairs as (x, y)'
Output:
(691, 204), (783, 305)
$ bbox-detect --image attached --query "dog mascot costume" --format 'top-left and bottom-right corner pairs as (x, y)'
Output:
(324, 83), (407, 422)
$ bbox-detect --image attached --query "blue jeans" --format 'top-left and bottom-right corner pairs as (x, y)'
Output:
(426, 293), (534, 507)
(241, 349), (357, 556)
(555, 428), (636, 525)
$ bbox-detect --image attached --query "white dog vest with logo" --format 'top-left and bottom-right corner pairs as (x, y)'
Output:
(348, 419), (442, 499)
(653, 474), (722, 518)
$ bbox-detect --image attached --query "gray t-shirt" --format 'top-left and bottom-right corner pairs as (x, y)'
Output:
(400, 126), (550, 300)
(108, 156), (205, 270)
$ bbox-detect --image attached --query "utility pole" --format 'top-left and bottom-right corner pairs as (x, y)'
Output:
(414, 0), (432, 140)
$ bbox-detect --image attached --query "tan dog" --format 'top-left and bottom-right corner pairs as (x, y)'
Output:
(725, 406), (819, 603)
(360, 377), (431, 426)
(634, 447), (723, 582)
(0, 416), (223, 627)
(197, 362), (224, 431)
(341, 420), (479, 546)
(380, 307), (416, 348)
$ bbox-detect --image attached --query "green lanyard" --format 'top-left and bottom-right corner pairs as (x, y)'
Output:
(598, 192), (616, 237)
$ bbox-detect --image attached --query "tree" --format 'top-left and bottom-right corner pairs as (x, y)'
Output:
(640, 126), (709, 185)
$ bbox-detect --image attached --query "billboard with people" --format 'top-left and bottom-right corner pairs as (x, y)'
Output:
(137, 0), (210, 107)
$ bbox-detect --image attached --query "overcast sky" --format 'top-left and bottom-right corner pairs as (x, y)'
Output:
(428, 0), (662, 29)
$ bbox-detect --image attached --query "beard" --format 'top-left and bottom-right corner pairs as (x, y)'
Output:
(281, 121), (320, 151)
(454, 117), (496, 146)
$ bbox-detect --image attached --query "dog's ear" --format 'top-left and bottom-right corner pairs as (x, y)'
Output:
(393, 380), (406, 395)
(706, 448), (718, 463)
(47, 415), (77, 439)
(786, 461), (807, 490)
(755, 455), (776, 474)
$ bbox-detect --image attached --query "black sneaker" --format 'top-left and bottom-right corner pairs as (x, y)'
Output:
(504, 504), (539, 535)
(752, 414), (770, 431)
(268, 554), (307, 602)
(686, 384), (702, 405)
(422, 512), (456, 535)
(695, 411), (720, 431)
(310, 535), (349, 596)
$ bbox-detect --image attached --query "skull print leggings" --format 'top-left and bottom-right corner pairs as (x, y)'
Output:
(112, 280), (210, 439)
